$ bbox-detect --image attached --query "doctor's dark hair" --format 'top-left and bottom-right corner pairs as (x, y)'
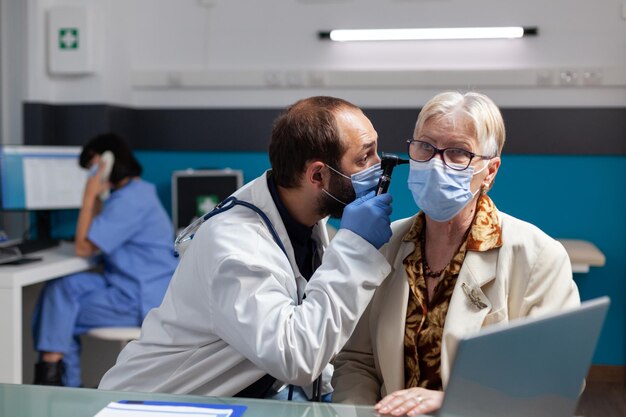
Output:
(79, 133), (143, 185)
(269, 96), (360, 188)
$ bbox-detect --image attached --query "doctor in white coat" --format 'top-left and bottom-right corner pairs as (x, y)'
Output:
(332, 91), (580, 416)
(99, 96), (394, 401)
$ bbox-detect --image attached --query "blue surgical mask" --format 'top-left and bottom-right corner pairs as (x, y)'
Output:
(407, 158), (487, 222)
(88, 164), (99, 177)
(326, 162), (383, 199)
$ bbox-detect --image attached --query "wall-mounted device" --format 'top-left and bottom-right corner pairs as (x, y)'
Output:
(47, 6), (95, 75)
(376, 152), (409, 195)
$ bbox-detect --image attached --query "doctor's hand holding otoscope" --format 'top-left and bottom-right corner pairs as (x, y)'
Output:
(339, 152), (409, 250)
(375, 153), (410, 196)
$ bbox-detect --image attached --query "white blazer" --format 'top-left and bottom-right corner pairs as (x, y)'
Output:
(332, 211), (580, 405)
(99, 171), (391, 396)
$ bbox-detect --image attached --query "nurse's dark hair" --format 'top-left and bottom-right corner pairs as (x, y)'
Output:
(270, 96), (360, 188)
(79, 133), (143, 185)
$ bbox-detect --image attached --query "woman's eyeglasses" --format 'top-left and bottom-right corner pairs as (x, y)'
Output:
(407, 139), (493, 171)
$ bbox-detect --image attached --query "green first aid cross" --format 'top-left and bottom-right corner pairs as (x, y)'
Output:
(59, 28), (79, 50)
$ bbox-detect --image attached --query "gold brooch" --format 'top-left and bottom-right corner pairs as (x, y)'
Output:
(461, 283), (488, 309)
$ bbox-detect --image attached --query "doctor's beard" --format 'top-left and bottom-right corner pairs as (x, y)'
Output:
(316, 177), (356, 219)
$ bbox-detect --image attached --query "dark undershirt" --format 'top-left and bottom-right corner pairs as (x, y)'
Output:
(267, 174), (316, 281)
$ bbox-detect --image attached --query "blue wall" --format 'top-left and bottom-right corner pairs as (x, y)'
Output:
(50, 151), (626, 365)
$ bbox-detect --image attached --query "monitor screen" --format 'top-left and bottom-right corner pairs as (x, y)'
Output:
(172, 169), (244, 232)
(0, 146), (87, 210)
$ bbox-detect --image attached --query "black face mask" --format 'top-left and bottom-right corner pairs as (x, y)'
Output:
(316, 170), (356, 219)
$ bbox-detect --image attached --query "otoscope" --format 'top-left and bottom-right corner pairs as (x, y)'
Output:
(375, 153), (410, 195)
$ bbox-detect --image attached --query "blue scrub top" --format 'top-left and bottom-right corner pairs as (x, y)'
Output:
(88, 178), (178, 318)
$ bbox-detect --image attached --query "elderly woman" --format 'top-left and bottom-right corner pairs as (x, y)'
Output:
(331, 91), (580, 416)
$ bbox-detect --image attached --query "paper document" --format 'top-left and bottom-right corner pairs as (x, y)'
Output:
(93, 401), (247, 417)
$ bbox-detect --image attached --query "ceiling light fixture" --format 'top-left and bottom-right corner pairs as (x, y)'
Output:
(319, 27), (538, 42)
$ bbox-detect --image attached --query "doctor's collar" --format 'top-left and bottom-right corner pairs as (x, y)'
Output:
(267, 175), (314, 244)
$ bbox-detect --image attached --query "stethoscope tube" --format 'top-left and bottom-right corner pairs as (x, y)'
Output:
(174, 196), (288, 258)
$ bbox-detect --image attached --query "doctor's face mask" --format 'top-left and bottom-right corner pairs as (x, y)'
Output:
(324, 162), (383, 203)
(318, 162), (383, 218)
(326, 162), (383, 199)
(317, 169), (355, 219)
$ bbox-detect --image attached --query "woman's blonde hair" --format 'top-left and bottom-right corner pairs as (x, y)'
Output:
(414, 91), (505, 157)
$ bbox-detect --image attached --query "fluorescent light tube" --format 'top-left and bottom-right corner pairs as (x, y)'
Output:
(319, 27), (537, 41)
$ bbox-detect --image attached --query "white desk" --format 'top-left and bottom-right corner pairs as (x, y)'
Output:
(557, 239), (606, 274)
(0, 242), (95, 384)
(1, 383), (381, 417)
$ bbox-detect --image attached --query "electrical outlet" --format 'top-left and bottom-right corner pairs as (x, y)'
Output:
(167, 72), (183, 87)
(559, 70), (581, 86)
(264, 71), (284, 87)
(297, 0), (352, 3)
(582, 70), (603, 86)
(285, 71), (304, 87)
(307, 71), (327, 87)
(197, 0), (218, 8)
(536, 70), (554, 86)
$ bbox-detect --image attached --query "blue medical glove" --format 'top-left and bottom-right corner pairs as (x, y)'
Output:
(339, 191), (392, 249)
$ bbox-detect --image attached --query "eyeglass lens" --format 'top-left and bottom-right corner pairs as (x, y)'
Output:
(408, 141), (472, 170)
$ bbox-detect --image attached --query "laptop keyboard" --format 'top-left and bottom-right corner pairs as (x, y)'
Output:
(15, 239), (61, 255)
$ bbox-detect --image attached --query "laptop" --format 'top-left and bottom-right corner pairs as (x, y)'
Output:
(435, 297), (610, 417)
(0, 238), (56, 265)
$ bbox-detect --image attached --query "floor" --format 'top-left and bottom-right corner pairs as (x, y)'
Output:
(575, 369), (626, 417)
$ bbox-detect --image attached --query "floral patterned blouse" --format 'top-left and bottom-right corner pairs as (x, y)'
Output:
(403, 194), (503, 390)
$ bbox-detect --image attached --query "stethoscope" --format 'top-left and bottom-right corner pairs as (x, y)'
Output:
(173, 195), (324, 402)
(174, 196), (287, 258)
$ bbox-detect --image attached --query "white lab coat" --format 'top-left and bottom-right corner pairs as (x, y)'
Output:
(99, 171), (392, 397)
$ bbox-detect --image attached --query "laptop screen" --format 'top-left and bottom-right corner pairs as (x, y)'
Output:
(439, 297), (609, 417)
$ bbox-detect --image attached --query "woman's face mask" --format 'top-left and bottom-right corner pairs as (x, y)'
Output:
(407, 158), (488, 222)
(324, 162), (383, 204)
(87, 164), (99, 177)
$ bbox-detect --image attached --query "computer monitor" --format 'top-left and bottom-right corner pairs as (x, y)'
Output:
(0, 145), (87, 210)
(172, 169), (244, 233)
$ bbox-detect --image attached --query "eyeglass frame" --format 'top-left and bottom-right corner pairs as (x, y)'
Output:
(406, 139), (495, 171)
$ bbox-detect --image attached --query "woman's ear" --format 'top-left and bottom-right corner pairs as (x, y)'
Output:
(483, 157), (501, 190)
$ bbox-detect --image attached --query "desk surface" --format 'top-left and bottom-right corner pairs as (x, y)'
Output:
(0, 241), (94, 288)
(0, 383), (384, 417)
(556, 239), (606, 274)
